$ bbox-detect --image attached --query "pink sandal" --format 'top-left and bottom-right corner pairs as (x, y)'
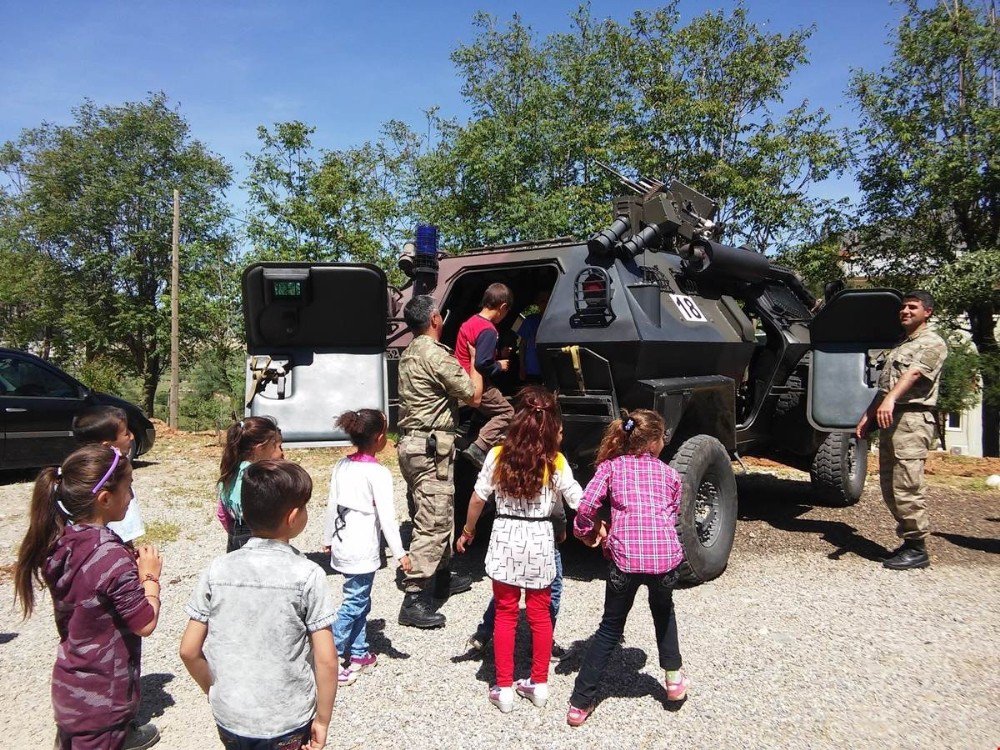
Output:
(665, 672), (689, 701)
(566, 704), (593, 727)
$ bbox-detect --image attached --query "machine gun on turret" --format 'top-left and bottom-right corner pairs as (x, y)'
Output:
(588, 162), (813, 303)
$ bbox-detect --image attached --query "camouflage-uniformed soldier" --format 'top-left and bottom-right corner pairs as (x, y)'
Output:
(396, 295), (482, 628)
(856, 290), (947, 570)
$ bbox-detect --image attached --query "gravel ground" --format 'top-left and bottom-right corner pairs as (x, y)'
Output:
(0, 433), (997, 750)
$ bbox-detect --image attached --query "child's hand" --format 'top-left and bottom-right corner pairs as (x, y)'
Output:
(400, 554), (412, 573)
(556, 530), (567, 544)
(456, 528), (475, 554)
(306, 719), (328, 750)
(136, 544), (163, 579)
(497, 359), (511, 372)
(581, 520), (608, 549)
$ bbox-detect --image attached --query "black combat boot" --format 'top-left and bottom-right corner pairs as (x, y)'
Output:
(398, 592), (446, 629)
(882, 539), (930, 570)
(432, 568), (473, 601)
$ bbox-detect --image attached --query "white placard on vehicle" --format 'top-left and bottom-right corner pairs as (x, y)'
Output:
(669, 294), (708, 322)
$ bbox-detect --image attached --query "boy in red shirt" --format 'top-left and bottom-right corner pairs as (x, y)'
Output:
(455, 283), (515, 467)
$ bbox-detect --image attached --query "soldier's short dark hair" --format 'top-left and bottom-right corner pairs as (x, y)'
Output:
(481, 283), (512, 310)
(241, 459), (312, 533)
(403, 295), (439, 333)
(903, 290), (935, 312)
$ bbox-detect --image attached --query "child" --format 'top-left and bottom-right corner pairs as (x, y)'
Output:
(323, 409), (411, 687)
(456, 386), (582, 713)
(454, 282), (515, 467)
(14, 444), (163, 750)
(180, 460), (338, 750)
(72, 405), (146, 543)
(216, 416), (284, 552)
(566, 409), (687, 727)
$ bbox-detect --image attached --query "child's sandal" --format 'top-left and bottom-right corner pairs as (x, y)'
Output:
(566, 704), (593, 727)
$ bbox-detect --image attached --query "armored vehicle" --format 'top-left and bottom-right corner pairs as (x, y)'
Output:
(241, 176), (903, 582)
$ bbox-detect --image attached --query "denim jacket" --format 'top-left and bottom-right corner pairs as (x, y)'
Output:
(185, 538), (336, 738)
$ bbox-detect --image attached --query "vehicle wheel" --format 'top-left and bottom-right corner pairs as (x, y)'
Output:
(668, 435), (738, 584)
(809, 432), (867, 506)
(773, 373), (804, 419)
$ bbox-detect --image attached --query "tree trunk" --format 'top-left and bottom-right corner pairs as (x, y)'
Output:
(968, 302), (999, 457)
(142, 354), (161, 418)
(984, 403), (1000, 458)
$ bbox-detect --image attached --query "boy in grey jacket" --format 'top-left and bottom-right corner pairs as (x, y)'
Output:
(180, 460), (338, 750)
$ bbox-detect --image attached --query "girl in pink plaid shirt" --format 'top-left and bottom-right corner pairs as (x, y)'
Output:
(567, 409), (688, 727)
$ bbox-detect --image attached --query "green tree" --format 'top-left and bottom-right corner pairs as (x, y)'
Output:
(614, 3), (852, 252)
(412, 4), (850, 254)
(936, 334), (981, 449)
(0, 93), (234, 416)
(245, 120), (419, 274)
(850, 0), (1000, 455)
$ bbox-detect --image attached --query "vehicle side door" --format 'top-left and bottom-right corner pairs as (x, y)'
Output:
(242, 263), (389, 446)
(807, 289), (903, 431)
(0, 354), (86, 468)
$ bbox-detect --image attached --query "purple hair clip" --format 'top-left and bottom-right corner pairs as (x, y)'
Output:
(91, 446), (123, 495)
(623, 417), (636, 434)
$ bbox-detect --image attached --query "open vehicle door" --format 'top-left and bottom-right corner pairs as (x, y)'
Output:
(807, 288), (903, 431)
(242, 263), (388, 446)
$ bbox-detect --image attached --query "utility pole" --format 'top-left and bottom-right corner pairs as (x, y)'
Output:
(169, 189), (180, 430)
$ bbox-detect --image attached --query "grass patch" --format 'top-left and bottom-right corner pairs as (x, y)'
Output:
(138, 521), (181, 546)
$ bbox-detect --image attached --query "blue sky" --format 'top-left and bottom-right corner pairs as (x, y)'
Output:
(0, 1), (905, 216)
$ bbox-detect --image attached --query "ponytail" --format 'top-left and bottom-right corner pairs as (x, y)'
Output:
(219, 416), (281, 490)
(14, 444), (129, 618)
(14, 467), (63, 617)
(594, 409), (666, 466)
(336, 409), (386, 450)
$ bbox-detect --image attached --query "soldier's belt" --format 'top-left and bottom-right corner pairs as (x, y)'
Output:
(895, 404), (934, 413)
(401, 429), (454, 438)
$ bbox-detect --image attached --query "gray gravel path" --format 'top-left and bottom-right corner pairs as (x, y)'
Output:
(0, 436), (997, 750)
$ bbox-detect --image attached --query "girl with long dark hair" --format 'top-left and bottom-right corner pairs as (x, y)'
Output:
(457, 386), (582, 713)
(14, 444), (164, 749)
(216, 416), (283, 551)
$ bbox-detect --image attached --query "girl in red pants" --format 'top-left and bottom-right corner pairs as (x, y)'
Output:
(457, 385), (582, 713)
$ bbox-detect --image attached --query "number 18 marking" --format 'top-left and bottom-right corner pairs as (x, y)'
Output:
(669, 294), (708, 322)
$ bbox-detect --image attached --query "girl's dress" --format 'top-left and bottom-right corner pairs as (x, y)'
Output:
(323, 454), (406, 660)
(570, 452), (685, 709)
(44, 524), (154, 746)
(474, 447), (582, 688)
(218, 460), (252, 552)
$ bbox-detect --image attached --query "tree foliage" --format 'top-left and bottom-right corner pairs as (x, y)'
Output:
(0, 93), (234, 416)
(936, 333), (982, 448)
(405, 3), (850, 253)
(244, 120), (419, 275)
(850, 0), (1000, 454)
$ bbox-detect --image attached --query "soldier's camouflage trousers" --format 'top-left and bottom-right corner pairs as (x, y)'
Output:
(397, 432), (455, 590)
(879, 410), (936, 541)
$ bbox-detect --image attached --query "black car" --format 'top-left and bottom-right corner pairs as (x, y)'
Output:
(0, 348), (155, 469)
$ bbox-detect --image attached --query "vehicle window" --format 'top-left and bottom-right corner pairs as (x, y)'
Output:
(0, 356), (78, 398)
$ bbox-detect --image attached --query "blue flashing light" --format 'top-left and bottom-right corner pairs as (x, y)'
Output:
(415, 224), (439, 256)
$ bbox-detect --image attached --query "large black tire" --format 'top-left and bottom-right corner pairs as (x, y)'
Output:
(668, 435), (738, 584)
(809, 432), (867, 506)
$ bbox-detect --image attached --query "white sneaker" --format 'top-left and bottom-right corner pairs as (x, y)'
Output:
(514, 678), (549, 707)
(488, 685), (514, 713)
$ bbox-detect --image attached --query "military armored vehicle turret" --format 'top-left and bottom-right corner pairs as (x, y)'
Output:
(241, 174), (903, 582)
